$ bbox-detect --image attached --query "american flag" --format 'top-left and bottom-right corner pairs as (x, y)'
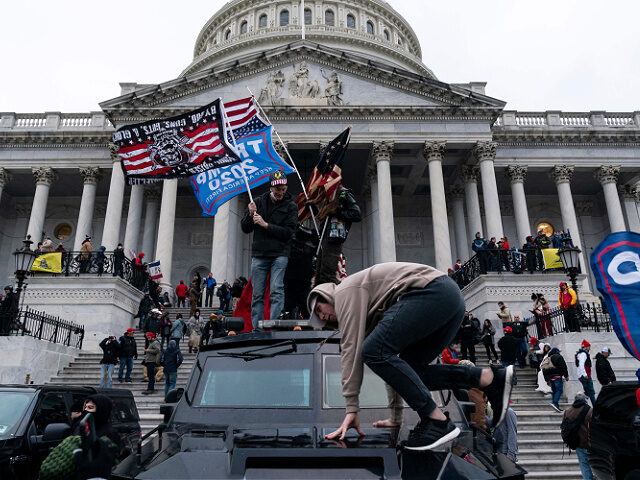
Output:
(114, 98), (242, 184)
(297, 127), (351, 223)
(223, 96), (268, 139)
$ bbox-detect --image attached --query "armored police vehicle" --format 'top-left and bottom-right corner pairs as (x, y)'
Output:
(112, 330), (526, 479)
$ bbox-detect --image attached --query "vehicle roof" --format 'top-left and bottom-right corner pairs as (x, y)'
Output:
(0, 384), (135, 399)
(201, 329), (340, 352)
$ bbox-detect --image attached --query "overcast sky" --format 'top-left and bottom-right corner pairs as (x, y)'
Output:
(1, 0), (638, 113)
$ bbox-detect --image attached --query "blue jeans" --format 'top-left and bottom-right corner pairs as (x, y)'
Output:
(164, 372), (178, 397)
(250, 256), (288, 330)
(514, 337), (527, 368)
(576, 448), (593, 480)
(361, 277), (481, 417)
(550, 377), (563, 406)
(99, 364), (114, 388)
(579, 376), (597, 406)
(118, 357), (133, 381)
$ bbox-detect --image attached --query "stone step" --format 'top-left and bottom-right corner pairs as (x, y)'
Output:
(518, 438), (565, 449)
(520, 470), (582, 479)
(517, 448), (570, 460)
(519, 458), (579, 471)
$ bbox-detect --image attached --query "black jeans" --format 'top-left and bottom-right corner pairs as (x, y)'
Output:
(482, 337), (498, 361)
(205, 289), (214, 308)
(146, 362), (156, 391)
(361, 276), (483, 416)
(460, 340), (476, 364)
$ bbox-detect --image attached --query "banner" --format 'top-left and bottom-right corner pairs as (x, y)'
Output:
(542, 248), (564, 269)
(148, 261), (163, 280)
(190, 125), (294, 216)
(113, 98), (241, 184)
(31, 253), (62, 274)
(590, 231), (640, 361)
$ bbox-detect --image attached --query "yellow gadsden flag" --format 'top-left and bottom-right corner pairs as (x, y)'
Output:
(542, 248), (564, 270)
(31, 252), (63, 273)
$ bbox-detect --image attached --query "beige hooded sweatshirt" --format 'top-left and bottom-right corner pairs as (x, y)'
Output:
(307, 262), (445, 414)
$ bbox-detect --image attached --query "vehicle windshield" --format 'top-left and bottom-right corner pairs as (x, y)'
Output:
(196, 355), (312, 408)
(324, 355), (388, 408)
(0, 391), (34, 439)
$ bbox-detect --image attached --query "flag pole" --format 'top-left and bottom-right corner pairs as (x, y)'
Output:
(247, 87), (320, 235)
(221, 99), (253, 204)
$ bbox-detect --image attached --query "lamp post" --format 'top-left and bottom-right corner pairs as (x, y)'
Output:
(557, 236), (582, 296)
(13, 236), (36, 306)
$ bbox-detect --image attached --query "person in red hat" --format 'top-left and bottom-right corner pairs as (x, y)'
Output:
(575, 339), (596, 406)
(558, 282), (579, 332)
(498, 327), (518, 384)
(142, 332), (162, 395)
(117, 327), (138, 383)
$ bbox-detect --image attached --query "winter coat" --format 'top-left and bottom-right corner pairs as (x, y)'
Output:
(113, 246), (125, 262)
(80, 240), (92, 260)
(595, 352), (616, 385)
(230, 282), (244, 298)
(175, 282), (188, 298)
(558, 283), (578, 309)
(328, 187), (362, 241)
(543, 352), (569, 380)
(138, 296), (154, 317)
(0, 291), (19, 315)
(441, 347), (460, 364)
(497, 335), (517, 364)
(118, 335), (138, 358)
(158, 315), (172, 337)
(482, 323), (496, 342)
(202, 319), (226, 345)
(562, 402), (592, 449)
(41, 239), (55, 253)
(99, 337), (119, 364)
(187, 317), (202, 335)
(510, 320), (528, 339)
(170, 317), (185, 339)
(162, 340), (183, 374)
(205, 277), (217, 290)
(217, 283), (230, 299)
(459, 317), (477, 343)
(241, 190), (297, 258)
(471, 237), (487, 252)
(144, 339), (162, 364)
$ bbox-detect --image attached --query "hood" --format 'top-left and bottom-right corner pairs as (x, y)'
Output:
(307, 283), (337, 329)
(559, 282), (568, 288)
(167, 340), (177, 351)
(85, 393), (113, 428)
(595, 352), (606, 361)
(138, 252), (145, 258)
(97, 246), (106, 253)
(550, 347), (561, 355)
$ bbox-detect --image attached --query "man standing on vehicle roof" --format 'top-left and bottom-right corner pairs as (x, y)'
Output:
(308, 262), (514, 451)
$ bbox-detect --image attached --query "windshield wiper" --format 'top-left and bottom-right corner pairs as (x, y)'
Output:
(216, 340), (297, 361)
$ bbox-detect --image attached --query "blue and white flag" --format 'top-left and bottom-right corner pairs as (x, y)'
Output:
(148, 260), (162, 280)
(590, 231), (640, 361)
(190, 124), (294, 216)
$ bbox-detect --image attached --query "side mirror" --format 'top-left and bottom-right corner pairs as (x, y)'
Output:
(42, 423), (71, 442)
(164, 387), (183, 404)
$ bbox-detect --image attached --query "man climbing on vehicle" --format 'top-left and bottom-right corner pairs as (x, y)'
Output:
(308, 262), (514, 451)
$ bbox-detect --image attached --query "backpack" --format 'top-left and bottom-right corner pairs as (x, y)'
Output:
(540, 355), (554, 372)
(183, 322), (188, 336)
(560, 405), (590, 450)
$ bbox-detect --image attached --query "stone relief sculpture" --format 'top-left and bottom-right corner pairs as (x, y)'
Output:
(258, 70), (285, 105)
(321, 68), (344, 105)
(289, 61), (311, 97)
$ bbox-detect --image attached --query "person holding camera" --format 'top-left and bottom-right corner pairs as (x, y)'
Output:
(98, 335), (119, 388)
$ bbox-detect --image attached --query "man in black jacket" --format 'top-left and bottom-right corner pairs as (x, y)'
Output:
(543, 346), (569, 412)
(241, 170), (297, 331)
(117, 328), (137, 383)
(595, 346), (616, 386)
(498, 326), (518, 384)
(0, 285), (19, 334)
(99, 336), (119, 388)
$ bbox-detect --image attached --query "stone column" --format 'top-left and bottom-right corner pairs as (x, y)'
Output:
(460, 165), (483, 239)
(550, 165), (585, 269)
(211, 196), (239, 282)
(0, 168), (11, 209)
(371, 141), (396, 263)
(73, 167), (101, 251)
(155, 179), (178, 291)
(366, 167), (382, 264)
(449, 184), (469, 261)
(27, 167), (56, 244)
(141, 186), (161, 260)
(101, 144), (126, 250)
(474, 141), (504, 239)
(123, 184), (144, 256)
(506, 165), (532, 245)
(620, 185), (640, 233)
(595, 165), (626, 232)
(423, 141), (452, 271)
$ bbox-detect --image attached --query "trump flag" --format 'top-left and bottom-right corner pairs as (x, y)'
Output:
(590, 231), (640, 361)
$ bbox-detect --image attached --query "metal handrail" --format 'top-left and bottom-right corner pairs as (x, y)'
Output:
(3, 307), (85, 349)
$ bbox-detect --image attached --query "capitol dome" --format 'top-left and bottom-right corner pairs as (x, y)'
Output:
(182, 0), (435, 78)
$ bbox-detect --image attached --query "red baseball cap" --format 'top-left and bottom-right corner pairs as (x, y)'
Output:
(145, 332), (155, 339)
(126, 328), (134, 334)
(503, 326), (512, 334)
(529, 337), (538, 345)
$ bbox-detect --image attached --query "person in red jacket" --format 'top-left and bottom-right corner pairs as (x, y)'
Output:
(441, 345), (460, 365)
(175, 280), (188, 308)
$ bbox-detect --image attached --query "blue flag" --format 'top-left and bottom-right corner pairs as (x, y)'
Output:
(190, 125), (294, 216)
(590, 231), (640, 361)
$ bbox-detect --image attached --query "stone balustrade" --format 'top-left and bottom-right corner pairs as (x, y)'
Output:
(495, 110), (640, 128)
(0, 112), (113, 130)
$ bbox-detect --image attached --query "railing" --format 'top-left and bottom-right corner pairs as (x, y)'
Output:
(525, 302), (611, 340)
(30, 251), (148, 292)
(454, 248), (563, 289)
(1, 112), (113, 130)
(3, 307), (85, 349)
(494, 111), (639, 128)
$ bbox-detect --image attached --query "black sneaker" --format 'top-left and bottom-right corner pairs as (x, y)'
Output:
(402, 419), (461, 451)
(483, 364), (514, 429)
(125, 379), (132, 383)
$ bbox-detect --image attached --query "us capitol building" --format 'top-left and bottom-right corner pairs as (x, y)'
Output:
(1, 0), (639, 342)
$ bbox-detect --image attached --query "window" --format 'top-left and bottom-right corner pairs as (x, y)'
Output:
(240, 21), (247, 34)
(324, 355), (388, 408)
(259, 14), (267, 28)
(383, 29), (390, 41)
(304, 8), (312, 25)
(196, 355), (312, 408)
(537, 222), (554, 237)
(397, 37), (402, 46)
(33, 393), (68, 435)
(346, 14), (355, 29)
(225, 29), (231, 40)
(54, 223), (72, 241)
(0, 391), (34, 439)
(325, 10), (335, 26)
(280, 10), (289, 26)
(366, 20), (374, 34)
